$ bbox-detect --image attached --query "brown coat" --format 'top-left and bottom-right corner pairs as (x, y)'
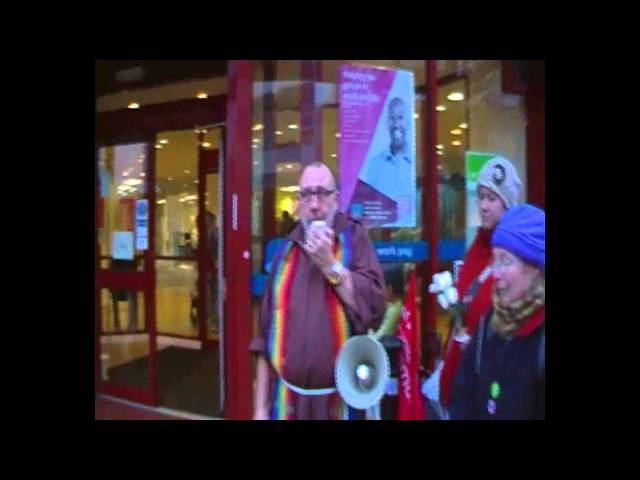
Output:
(250, 212), (385, 418)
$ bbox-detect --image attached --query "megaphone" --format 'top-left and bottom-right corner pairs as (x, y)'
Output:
(335, 333), (390, 419)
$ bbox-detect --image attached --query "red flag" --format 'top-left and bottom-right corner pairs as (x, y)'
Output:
(397, 270), (425, 420)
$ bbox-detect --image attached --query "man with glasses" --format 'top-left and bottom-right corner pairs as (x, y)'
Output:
(250, 161), (385, 420)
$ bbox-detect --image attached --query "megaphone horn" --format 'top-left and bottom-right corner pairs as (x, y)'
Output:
(334, 334), (390, 411)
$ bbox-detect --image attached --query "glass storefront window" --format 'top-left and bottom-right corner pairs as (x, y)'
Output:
(98, 143), (148, 271)
(251, 60), (428, 272)
(99, 288), (148, 388)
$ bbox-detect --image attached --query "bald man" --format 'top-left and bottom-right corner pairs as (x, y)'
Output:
(250, 162), (385, 420)
(357, 97), (415, 225)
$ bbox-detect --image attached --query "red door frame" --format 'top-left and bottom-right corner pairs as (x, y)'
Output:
(95, 94), (230, 409)
(221, 60), (253, 420)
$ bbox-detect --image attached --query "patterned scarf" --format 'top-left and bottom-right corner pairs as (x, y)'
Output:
(267, 230), (351, 420)
(490, 279), (545, 338)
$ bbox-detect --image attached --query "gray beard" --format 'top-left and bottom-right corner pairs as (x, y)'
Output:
(300, 203), (337, 238)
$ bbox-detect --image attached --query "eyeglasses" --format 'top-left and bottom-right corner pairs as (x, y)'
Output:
(297, 188), (335, 203)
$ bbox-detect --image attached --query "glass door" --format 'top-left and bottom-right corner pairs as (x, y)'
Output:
(96, 141), (156, 405)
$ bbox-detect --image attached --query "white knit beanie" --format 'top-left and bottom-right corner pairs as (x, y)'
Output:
(477, 156), (522, 209)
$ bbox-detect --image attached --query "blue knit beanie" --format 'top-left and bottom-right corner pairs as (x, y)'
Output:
(491, 204), (545, 270)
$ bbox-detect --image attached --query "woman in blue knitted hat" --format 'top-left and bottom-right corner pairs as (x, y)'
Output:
(448, 204), (545, 420)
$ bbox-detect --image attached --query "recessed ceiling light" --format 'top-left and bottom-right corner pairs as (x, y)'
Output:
(447, 92), (464, 101)
(288, 124), (299, 130)
(450, 129), (462, 135)
(137, 159), (144, 164)
(451, 140), (462, 146)
(194, 180), (199, 184)
(436, 105), (446, 112)
(437, 151), (443, 156)
(156, 199), (167, 205)
(252, 124), (264, 131)
(123, 172), (129, 177)
(275, 130), (283, 135)
(253, 138), (260, 143)
(436, 144), (444, 150)
(459, 123), (468, 129)
(159, 139), (169, 144)
(127, 102), (140, 109)
(414, 113), (419, 119)
(331, 154), (337, 158)
(140, 172), (146, 177)
(184, 170), (190, 174)
(336, 133), (341, 138)
(155, 144), (163, 149)
(196, 92), (208, 99)
(252, 145), (258, 149)
(168, 177), (173, 181)
(202, 142), (211, 148)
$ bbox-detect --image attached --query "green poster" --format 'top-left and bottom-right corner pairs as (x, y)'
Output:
(465, 151), (499, 248)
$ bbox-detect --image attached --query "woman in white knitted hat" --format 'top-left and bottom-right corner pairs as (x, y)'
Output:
(424, 156), (522, 419)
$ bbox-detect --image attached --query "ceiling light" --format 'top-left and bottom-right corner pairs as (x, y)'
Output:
(437, 151), (443, 156)
(436, 105), (446, 112)
(459, 123), (468, 129)
(447, 92), (464, 101)
(331, 154), (337, 158)
(156, 199), (167, 205)
(252, 124), (264, 131)
(168, 177), (173, 181)
(155, 144), (163, 149)
(436, 144), (444, 150)
(139, 172), (146, 177)
(123, 179), (143, 186)
(450, 129), (462, 135)
(279, 186), (301, 193)
(335, 133), (341, 138)
(194, 180), (199, 184)
(123, 172), (129, 177)
(202, 142), (212, 148)
(127, 102), (140, 109)
(414, 114), (419, 119)
(196, 92), (208, 99)
(253, 138), (260, 143)
(159, 139), (169, 144)
(184, 170), (190, 174)
(287, 124), (299, 130)
(451, 140), (462, 146)
(275, 130), (283, 136)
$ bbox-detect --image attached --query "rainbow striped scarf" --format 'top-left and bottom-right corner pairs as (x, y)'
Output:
(267, 228), (352, 420)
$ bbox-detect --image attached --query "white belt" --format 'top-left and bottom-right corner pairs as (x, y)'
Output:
(279, 376), (337, 396)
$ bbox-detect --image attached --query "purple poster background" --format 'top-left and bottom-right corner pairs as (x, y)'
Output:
(338, 64), (395, 213)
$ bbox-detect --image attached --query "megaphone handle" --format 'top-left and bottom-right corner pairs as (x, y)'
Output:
(365, 402), (381, 420)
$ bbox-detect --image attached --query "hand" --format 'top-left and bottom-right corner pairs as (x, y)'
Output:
(303, 227), (336, 273)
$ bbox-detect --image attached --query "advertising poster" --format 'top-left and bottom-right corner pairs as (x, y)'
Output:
(338, 64), (416, 228)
